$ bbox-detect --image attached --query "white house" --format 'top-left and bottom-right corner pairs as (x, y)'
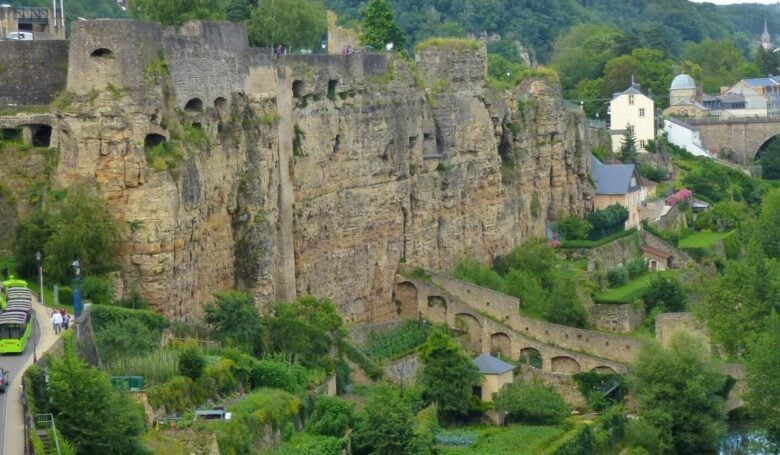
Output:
(663, 118), (711, 158)
(610, 83), (655, 154)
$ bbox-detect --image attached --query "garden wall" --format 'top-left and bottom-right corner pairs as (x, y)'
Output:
(588, 303), (645, 333)
(561, 230), (642, 272)
(521, 368), (587, 409)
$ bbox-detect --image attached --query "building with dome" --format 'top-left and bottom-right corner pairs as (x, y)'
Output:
(669, 73), (699, 106)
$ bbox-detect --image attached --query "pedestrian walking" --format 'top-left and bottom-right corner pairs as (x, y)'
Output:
(276, 45), (282, 60)
(51, 310), (62, 335)
(62, 312), (70, 330)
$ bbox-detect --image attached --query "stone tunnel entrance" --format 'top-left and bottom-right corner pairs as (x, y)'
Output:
(490, 332), (511, 359)
(520, 347), (542, 369)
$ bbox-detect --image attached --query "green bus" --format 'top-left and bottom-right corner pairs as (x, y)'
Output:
(0, 285), (33, 354)
(1, 277), (29, 311)
(0, 310), (32, 354)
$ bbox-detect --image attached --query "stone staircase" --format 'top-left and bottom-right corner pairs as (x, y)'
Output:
(36, 429), (54, 455)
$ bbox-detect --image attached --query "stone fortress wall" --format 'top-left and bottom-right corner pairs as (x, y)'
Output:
(0, 40), (68, 106)
(0, 19), (596, 323)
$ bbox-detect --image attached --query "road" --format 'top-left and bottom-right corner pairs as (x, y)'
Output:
(0, 315), (41, 455)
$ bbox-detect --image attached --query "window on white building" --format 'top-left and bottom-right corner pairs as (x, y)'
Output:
(639, 108), (645, 117)
(629, 95), (635, 105)
(639, 140), (645, 148)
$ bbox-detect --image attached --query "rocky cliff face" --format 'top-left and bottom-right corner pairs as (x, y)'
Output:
(17, 26), (596, 322)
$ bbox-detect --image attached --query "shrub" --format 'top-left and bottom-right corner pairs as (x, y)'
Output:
(179, 346), (206, 380)
(586, 204), (629, 240)
(58, 286), (74, 306)
(572, 372), (627, 411)
(555, 216), (592, 241)
(626, 257), (647, 279)
(559, 228), (637, 249)
(104, 348), (179, 385)
(643, 274), (687, 313)
(493, 381), (570, 425)
(607, 267), (628, 288)
(146, 375), (199, 413)
(198, 358), (239, 398)
(306, 395), (355, 437)
(94, 318), (160, 363)
(250, 359), (309, 393)
(453, 257), (504, 290)
(361, 319), (432, 361)
(81, 276), (113, 305)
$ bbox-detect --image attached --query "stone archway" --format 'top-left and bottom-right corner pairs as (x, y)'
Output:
(592, 366), (617, 374)
(426, 295), (447, 324)
(185, 98), (204, 112)
(490, 332), (511, 359)
(455, 313), (482, 354)
(551, 356), (581, 374)
(519, 347), (542, 369)
(393, 281), (418, 319)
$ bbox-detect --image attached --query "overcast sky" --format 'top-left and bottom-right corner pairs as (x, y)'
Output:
(689, 0), (779, 4)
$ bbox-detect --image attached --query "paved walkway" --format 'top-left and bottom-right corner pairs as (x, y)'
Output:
(3, 296), (61, 455)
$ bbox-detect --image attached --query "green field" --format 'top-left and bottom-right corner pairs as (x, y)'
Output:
(677, 230), (734, 249)
(594, 271), (678, 304)
(436, 425), (564, 454)
(594, 274), (654, 304)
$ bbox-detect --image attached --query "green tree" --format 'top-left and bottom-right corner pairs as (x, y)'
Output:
(418, 329), (481, 421)
(493, 381), (570, 425)
(264, 294), (348, 370)
(601, 48), (675, 109)
(179, 346), (206, 380)
(15, 185), (120, 283)
(755, 45), (780, 76)
(682, 39), (759, 93)
(760, 137), (780, 180)
(352, 385), (415, 455)
(453, 257), (504, 290)
(555, 216), (592, 240)
(359, 0), (406, 50)
(694, 200), (751, 232)
(756, 189), (780, 259)
(745, 311), (780, 441)
(306, 395), (355, 438)
(49, 352), (147, 454)
(246, 0), (327, 50)
(643, 275), (687, 313)
(619, 125), (638, 164)
(550, 24), (626, 93)
(630, 333), (727, 454)
(204, 291), (263, 352)
(128, 0), (226, 25)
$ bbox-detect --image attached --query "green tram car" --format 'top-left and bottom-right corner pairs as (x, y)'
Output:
(0, 279), (33, 354)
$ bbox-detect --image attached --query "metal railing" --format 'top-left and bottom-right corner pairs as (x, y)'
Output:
(34, 413), (62, 455)
(563, 100), (584, 113)
(586, 119), (607, 130)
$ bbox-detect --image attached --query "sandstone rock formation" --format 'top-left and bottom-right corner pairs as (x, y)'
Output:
(2, 21), (603, 323)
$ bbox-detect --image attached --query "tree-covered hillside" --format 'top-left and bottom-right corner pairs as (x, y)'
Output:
(324, 0), (780, 61)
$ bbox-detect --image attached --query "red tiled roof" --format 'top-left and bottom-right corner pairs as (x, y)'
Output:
(642, 246), (672, 259)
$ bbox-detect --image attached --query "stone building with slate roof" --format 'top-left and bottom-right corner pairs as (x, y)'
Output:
(591, 157), (643, 229)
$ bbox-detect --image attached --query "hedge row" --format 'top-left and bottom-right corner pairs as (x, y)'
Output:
(559, 228), (638, 249)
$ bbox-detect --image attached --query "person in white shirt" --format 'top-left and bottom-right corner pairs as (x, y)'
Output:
(51, 311), (63, 335)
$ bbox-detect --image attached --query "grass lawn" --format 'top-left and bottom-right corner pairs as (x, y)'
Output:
(436, 425), (564, 454)
(677, 230), (733, 249)
(594, 271), (677, 304)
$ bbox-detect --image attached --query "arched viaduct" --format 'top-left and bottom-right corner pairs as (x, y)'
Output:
(686, 117), (780, 163)
(393, 272), (637, 375)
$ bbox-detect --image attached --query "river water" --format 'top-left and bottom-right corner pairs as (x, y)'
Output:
(719, 423), (779, 455)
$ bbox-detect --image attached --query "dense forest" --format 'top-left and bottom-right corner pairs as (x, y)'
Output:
(7, 0), (780, 63)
